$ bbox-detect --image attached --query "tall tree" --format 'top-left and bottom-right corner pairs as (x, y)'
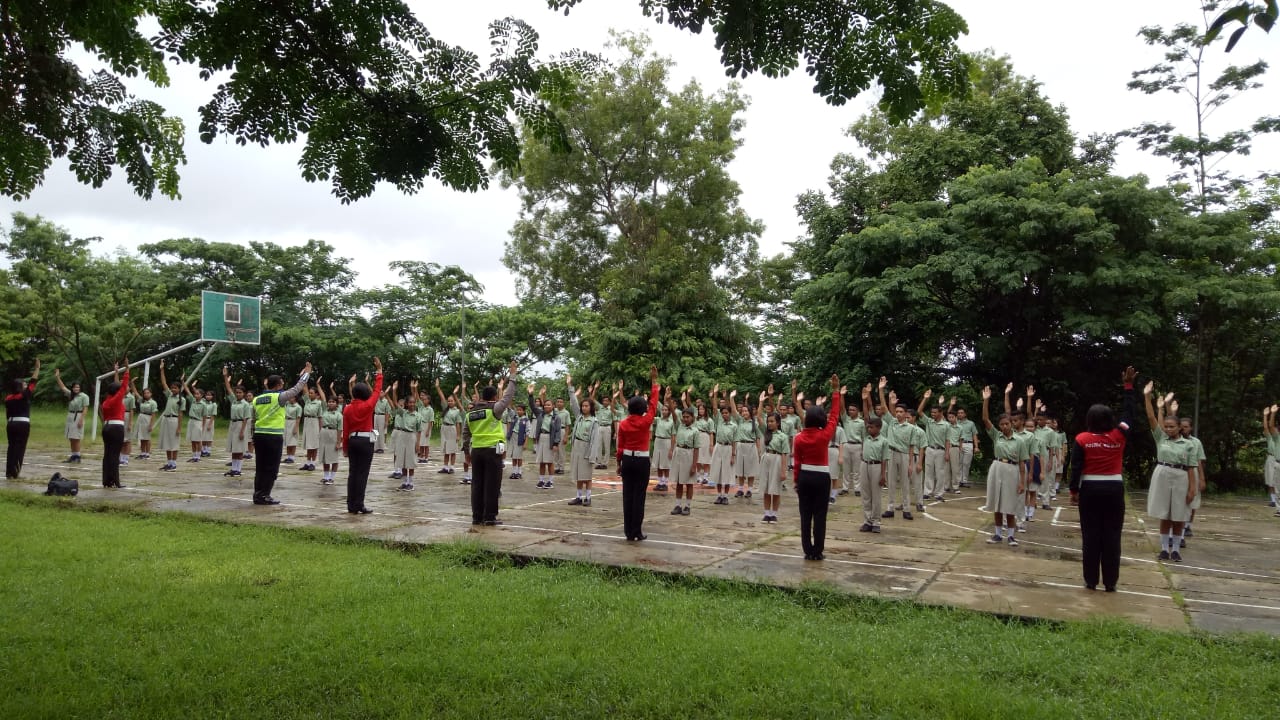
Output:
(502, 34), (762, 385)
(1123, 4), (1279, 428)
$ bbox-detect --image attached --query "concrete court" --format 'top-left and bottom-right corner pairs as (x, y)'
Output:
(6, 447), (1280, 637)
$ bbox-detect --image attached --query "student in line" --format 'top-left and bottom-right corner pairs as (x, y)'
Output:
(982, 385), (1026, 547)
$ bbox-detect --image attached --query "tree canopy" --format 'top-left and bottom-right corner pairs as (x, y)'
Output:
(1, 0), (969, 202)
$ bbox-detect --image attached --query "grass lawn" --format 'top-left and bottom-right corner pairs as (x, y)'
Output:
(0, 494), (1277, 719)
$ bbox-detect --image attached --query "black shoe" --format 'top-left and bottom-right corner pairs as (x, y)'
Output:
(915, 503), (924, 512)
(437, 468), (450, 474)
(1158, 550), (1170, 561)
(253, 497), (280, 506)
(635, 534), (646, 541)
(482, 520), (504, 526)
(859, 523), (873, 532)
(870, 526), (881, 533)
(735, 489), (745, 498)
(882, 510), (894, 518)
(681, 506), (690, 515)
(838, 489), (849, 496)
(828, 496), (836, 504)
(283, 458), (294, 464)
(1170, 550), (1183, 562)
(582, 498), (591, 507)
(1180, 537), (1187, 548)
(813, 553), (824, 561)
(1104, 585), (1117, 592)
(1086, 584), (1097, 591)
(902, 511), (914, 521)
(675, 506), (686, 516)
(1184, 527), (1193, 537)
(1042, 503), (1051, 510)
(348, 507), (372, 514)
(555, 469), (564, 475)
(568, 497), (584, 506)
(374, 449), (384, 454)
(536, 480), (545, 488)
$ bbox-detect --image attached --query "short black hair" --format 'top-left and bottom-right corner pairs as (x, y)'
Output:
(1085, 404), (1114, 433)
(266, 374), (284, 389)
(627, 395), (647, 416)
(351, 382), (372, 401)
(481, 385), (498, 401)
(804, 406), (826, 428)
(105, 381), (121, 396)
(866, 416), (883, 428)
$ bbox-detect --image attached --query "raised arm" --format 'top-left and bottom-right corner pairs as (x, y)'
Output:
(1003, 382), (1013, 417)
(435, 378), (448, 408)
(1142, 379), (1158, 430)
(915, 389), (930, 419)
(567, 373), (583, 421)
(54, 367), (70, 396)
(277, 362), (314, 404)
(493, 361), (518, 416)
(877, 376), (888, 416)
(981, 386), (994, 430)
(222, 365), (234, 396)
(862, 384), (873, 419)
(646, 366), (659, 421)
(1026, 386), (1037, 419)
(158, 359), (169, 394)
(315, 377), (326, 403)
(1119, 366), (1137, 436)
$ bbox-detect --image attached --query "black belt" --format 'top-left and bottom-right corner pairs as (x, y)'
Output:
(1157, 461), (1189, 470)
(929, 445), (945, 450)
(996, 458), (1017, 465)
(865, 459), (883, 465)
(717, 442), (735, 446)
(766, 449), (784, 455)
(140, 412), (153, 416)
(655, 436), (671, 440)
(677, 445), (697, 450)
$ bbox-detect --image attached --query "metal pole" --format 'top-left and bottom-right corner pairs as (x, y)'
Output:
(89, 339), (211, 439)
(460, 303), (466, 388)
(91, 379), (102, 443)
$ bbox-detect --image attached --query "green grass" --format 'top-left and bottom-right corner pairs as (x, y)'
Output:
(0, 494), (1277, 719)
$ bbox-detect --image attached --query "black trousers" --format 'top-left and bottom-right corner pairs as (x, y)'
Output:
(102, 423), (124, 487)
(1078, 481), (1126, 589)
(253, 433), (284, 500)
(471, 446), (503, 523)
(796, 470), (831, 557)
(620, 455), (650, 540)
(345, 436), (373, 511)
(6, 420), (30, 479)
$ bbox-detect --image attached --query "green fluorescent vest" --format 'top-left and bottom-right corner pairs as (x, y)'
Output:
(467, 407), (503, 448)
(254, 392), (286, 434)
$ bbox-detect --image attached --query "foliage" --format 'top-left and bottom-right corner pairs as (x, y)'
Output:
(551, 0), (972, 121)
(0, 1), (591, 202)
(502, 34), (762, 386)
(1206, 0), (1278, 50)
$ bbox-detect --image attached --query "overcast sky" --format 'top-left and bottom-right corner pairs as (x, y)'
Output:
(3, 1), (1277, 308)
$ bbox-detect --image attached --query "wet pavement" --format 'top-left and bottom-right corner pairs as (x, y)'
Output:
(7, 448), (1280, 636)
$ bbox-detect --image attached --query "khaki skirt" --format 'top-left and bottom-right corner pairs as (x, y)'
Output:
(985, 461), (1021, 515)
(318, 427), (341, 465)
(758, 452), (784, 495)
(654, 437), (672, 470)
(392, 428), (417, 470)
(228, 419), (250, 454)
(159, 416), (181, 452)
(64, 411), (84, 440)
(534, 433), (554, 466)
(733, 441), (759, 478)
(569, 435), (593, 483)
(671, 447), (696, 485)
(133, 413), (153, 442)
(302, 417), (321, 450)
(441, 424), (459, 455)
(1147, 464), (1191, 522)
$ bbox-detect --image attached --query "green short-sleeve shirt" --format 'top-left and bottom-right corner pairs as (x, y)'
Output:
(989, 427), (1028, 462)
(1152, 430), (1193, 466)
(675, 424), (701, 449)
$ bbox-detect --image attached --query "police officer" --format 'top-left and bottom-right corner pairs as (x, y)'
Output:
(465, 361), (518, 526)
(252, 362), (312, 505)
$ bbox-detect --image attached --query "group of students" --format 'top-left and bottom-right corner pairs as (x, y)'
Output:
(10, 357), (1280, 581)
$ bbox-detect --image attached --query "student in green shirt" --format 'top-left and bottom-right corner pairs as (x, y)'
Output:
(391, 384), (422, 489)
(1144, 384), (1195, 562)
(669, 407), (701, 516)
(554, 397), (572, 475)
(916, 390), (951, 502)
(156, 360), (185, 471)
(857, 384), (889, 533)
(200, 388), (216, 458)
(284, 396), (302, 464)
(566, 376), (600, 506)
(129, 378), (157, 460)
(652, 395), (676, 492)
(693, 402), (713, 484)
(876, 377), (921, 520)
(591, 388), (619, 470)
(707, 385), (737, 505)
(729, 390), (761, 499)
(435, 379), (463, 474)
(373, 393), (391, 454)
(758, 409), (790, 523)
(319, 396), (343, 485)
(982, 385), (1027, 547)
(1034, 411), (1058, 511)
(53, 368), (90, 463)
(182, 378), (206, 464)
(417, 391), (435, 464)
(222, 366), (252, 478)
(905, 408), (926, 511)
(1175, 406), (1206, 547)
(839, 402), (865, 498)
(953, 404), (978, 488)
(301, 382), (325, 471)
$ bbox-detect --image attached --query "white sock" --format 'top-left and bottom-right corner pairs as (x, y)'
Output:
(192, 453), (200, 460)
(1027, 506), (1035, 520)
(576, 489), (583, 499)
(997, 524), (1006, 538)
(584, 489), (591, 500)
(1181, 523), (1190, 537)
(232, 459), (241, 472)
(1160, 532), (1170, 550)
(287, 454), (294, 461)
(683, 499), (690, 508)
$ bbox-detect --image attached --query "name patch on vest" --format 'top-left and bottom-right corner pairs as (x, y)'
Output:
(468, 409), (488, 422)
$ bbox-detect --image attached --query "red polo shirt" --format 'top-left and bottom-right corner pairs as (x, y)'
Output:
(792, 394), (841, 481)
(616, 382), (659, 463)
(342, 373), (383, 453)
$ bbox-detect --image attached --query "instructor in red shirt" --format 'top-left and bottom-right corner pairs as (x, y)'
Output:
(342, 356), (383, 514)
(792, 374), (841, 561)
(99, 360), (130, 489)
(616, 366), (659, 541)
(1068, 366), (1136, 592)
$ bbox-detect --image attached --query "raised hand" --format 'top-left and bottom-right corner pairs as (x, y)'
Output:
(861, 384), (871, 399)
(1122, 366), (1138, 385)
(650, 365), (658, 383)
(222, 365), (229, 378)
(373, 356), (382, 371)
(1027, 385), (1036, 398)
(923, 388), (932, 400)
(816, 396), (827, 407)
(54, 368), (61, 378)
(158, 360), (164, 370)
(839, 385), (847, 395)
(303, 361), (314, 376)
(729, 389), (738, 400)
(829, 373), (839, 391)
(878, 376), (887, 390)
(1143, 380), (1154, 396)
(1015, 397), (1023, 410)
(767, 383), (775, 395)
(1004, 382), (1013, 395)
(712, 383), (720, 395)
(566, 373), (573, 386)
(349, 374), (357, 385)
(1170, 400), (1179, 415)
(981, 386), (992, 400)
(1163, 392), (1175, 406)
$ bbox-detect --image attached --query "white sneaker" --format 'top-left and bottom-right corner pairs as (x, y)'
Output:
(1017, 522), (1027, 533)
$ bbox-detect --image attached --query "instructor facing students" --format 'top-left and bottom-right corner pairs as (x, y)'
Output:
(252, 361), (313, 505)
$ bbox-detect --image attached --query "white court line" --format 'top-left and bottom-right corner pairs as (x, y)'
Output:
(510, 490), (621, 510)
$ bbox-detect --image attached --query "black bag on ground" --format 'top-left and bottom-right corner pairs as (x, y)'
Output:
(44, 472), (78, 497)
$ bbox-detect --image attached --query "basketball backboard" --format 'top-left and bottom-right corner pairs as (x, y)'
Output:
(201, 290), (262, 344)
